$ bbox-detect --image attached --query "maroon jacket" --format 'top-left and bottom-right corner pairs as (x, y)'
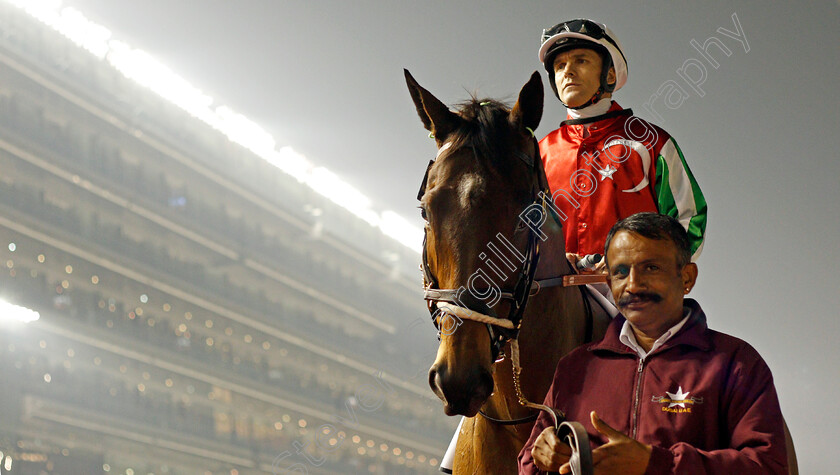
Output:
(518, 299), (787, 474)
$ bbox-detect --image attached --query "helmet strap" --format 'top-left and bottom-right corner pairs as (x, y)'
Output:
(562, 86), (605, 110)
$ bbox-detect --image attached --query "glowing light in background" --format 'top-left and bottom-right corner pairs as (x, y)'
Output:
(3, 0), (423, 252)
(379, 211), (423, 251)
(269, 147), (311, 182)
(107, 41), (217, 118)
(0, 300), (40, 324)
(306, 167), (379, 226)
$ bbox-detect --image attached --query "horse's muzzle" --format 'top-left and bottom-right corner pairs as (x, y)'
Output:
(429, 363), (494, 416)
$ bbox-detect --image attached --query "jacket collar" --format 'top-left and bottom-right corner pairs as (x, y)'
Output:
(561, 101), (632, 127)
(590, 298), (711, 356)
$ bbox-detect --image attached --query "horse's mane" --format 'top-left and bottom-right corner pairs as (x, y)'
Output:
(448, 98), (519, 174)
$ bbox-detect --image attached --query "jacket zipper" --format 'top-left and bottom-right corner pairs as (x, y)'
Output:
(631, 357), (644, 439)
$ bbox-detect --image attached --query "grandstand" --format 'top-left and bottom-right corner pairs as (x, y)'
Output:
(0, 4), (454, 474)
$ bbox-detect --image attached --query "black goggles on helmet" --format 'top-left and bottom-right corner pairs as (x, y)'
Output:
(541, 19), (607, 45)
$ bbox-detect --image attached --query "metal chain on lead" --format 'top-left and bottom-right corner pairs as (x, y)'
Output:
(510, 339), (561, 423)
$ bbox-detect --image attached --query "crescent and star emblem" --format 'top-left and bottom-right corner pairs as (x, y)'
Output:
(596, 165), (617, 181)
(602, 138), (652, 193)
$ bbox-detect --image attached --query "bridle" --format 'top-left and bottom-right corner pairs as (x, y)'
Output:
(419, 136), (552, 362)
(419, 130), (601, 475)
(418, 131), (604, 391)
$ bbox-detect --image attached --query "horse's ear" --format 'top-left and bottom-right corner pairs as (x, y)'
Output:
(509, 71), (544, 133)
(404, 69), (460, 141)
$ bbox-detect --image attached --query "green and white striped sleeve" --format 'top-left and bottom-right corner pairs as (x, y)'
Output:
(653, 138), (708, 260)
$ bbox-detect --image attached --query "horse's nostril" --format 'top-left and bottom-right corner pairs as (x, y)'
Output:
(428, 365), (442, 392)
(478, 370), (495, 398)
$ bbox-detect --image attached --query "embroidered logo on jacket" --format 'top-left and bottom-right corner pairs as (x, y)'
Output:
(652, 386), (704, 413)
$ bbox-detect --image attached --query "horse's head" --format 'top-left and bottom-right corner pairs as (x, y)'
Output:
(405, 70), (545, 416)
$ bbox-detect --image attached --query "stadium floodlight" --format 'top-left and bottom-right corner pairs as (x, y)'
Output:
(57, 7), (111, 59)
(107, 41), (216, 116)
(269, 147), (312, 183)
(5, 2), (110, 59)
(379, 211), (423, 253)
(0, 299), (40, 324)
(4, 0), (424, 254)
(307, 167), (379, 226)
(5, 0), (61, 25)
(215, 106), (276, 157)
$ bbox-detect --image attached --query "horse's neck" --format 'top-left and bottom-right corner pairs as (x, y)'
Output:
(477, 224), (581, 442)
(461, 270), (585, 472)
(455, 352), (537, 474)
(458, 225), (603, 473)
(522, 222), (588, 392)
(534, 217), (571, 281)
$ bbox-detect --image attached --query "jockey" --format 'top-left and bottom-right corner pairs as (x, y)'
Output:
(538, 19), (707, 270)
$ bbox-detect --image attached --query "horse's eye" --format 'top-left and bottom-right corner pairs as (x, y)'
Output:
(418, 205), (428, 221)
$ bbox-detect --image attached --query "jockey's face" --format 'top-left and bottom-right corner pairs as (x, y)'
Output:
(606, 230), (697, 344)
(552, 48), (614, 108)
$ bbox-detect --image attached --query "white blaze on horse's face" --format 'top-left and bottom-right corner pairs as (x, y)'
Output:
(457, 174), (486, 210)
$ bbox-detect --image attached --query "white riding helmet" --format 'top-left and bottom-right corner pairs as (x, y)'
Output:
(539, 19), (628, 108)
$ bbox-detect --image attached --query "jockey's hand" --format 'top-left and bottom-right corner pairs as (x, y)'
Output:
(566, 253), (607, 274)
(566, 253), (582, 273)
(531, 426), (572, 472)
(559, 411), (651, 475)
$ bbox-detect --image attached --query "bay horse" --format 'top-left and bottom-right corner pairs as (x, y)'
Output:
(405, 69), (612, 474)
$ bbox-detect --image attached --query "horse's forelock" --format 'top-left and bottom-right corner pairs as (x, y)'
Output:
(450, 99), (518, 173)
